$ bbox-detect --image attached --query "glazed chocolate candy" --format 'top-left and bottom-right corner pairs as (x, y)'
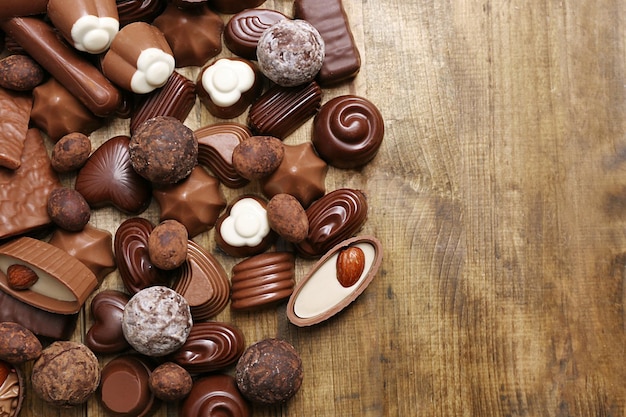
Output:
(116, 0), (166, 27)
(181, 374), (250, 417)
(294, 0), (361, 86)
(0, 0), (48, 19)
(85, 290), (130, 354)
(208, 0), (266, 14)
(0, 86), (32, 170)
(224, 8), (287, 60)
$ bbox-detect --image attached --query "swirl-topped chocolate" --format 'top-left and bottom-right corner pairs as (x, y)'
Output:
(181, 374), (250, 417)
(116, 0), (166, 26)
(224, 9), (287, 60)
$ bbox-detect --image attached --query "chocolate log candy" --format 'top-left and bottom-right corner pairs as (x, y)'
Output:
(247, 81), (322, 140)
(99, 355), (161, 417)
(224, 8), (287, 60)
(196, 123), (251, 189)
(312, 95), (384, 169)
(116, 0), (166, 26)
(170, 321), (245, 374)
(85, 290), (130, 354)
(101, 21), (175, 94)
(230, 252), (295, 310)
(47, 0), (119, 54)
(75, 135), (152, 214)
(295, 188), (368, 258)
(0, 17), (121, 117)
(207, 0), (265, 14)
(0, 87), (32, 170)
(181, 374), (250, 417)
(294, 0), (361, 86)
(0, 129), (61, 240)
(0, 0), (48, 19)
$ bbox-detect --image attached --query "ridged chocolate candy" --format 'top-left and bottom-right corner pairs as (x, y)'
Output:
(181, 374), (250, 417)
(116, 0), (166, 26)
(0, 86), (32, 170)
(196, 123), (251, 188)
(224, 8), (287, 60)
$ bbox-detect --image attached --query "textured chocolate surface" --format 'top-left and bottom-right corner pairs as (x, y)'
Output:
(170, 321), (245, 374)
(232, 135), (284, 180)
(0, 128), (61, 240)
(181, 374), (250, 417)
(196, 123), (251, 188)
(0, 54), (45, 92)
(85, 290), (130, 354)
(295, 188), (368, 258)
(116, 0), (165, 26)
(247, 81), (322, 139)
(231, 252), (295, 310)
(260, 141), (328, 208)
(312, 95), (384, 168)
(224, 8), (287, 60)
(294, 0), (361, 86)
(75, 135), (152, 214)
(153, 4), (223, 68)
(171, 240), (230, 320)
(0, 87), (32, 170)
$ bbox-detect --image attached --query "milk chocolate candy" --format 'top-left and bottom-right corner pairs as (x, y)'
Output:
(0, 17), (121, 117)
(101, 22), (175, 94)
(0, 87), (32, 170)
(0, 0), (48, 19)
(85, 290), (130, 353)
(47, 0), (119, 54)
(294, 0), (361, 86)
(224, 9), (287, 60)
(181, 374), (250, 417)
(207, 0), (265, 14)
(116, 0), (166, 27)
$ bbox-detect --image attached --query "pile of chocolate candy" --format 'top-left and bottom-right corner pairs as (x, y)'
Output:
(0, 0), (385, 416)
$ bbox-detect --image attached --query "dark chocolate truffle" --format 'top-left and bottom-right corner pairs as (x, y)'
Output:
(149, 362), (193, 401)
(47, 187), (91, 232)
(148, 219), (189, 270)
(50, 132), (92, 173)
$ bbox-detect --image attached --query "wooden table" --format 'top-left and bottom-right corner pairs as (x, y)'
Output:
(17, 0), (626, 416)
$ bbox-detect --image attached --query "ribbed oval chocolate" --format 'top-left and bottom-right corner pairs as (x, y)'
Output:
(85, 290), (130, 354)
(171, 240), (230, 321)
(224, 9), (288, 60)
(295, 188), (368, 258)
(196, 123), (251, 188)
(114, 217), (174, 294)
(170, 322), (245, 374)
(247, 81), (322, 140)
(231, 252), (295, 310)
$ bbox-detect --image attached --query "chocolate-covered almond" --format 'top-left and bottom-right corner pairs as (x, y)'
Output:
(50, 133), (92, 173)
(232, 136), (284, 180)
(0, 54), (45, 92)
(266, 194), (308, 243)
(85, 290), (130, 354)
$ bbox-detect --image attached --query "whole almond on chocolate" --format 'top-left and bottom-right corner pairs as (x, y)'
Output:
(336, 246), (365, 287)
(0, 322), (42, 364)
(267, 193), (308, 243)
(6, 264), (38, 290)
(0, 54), (45, 92)
(232, 136), (284, 180)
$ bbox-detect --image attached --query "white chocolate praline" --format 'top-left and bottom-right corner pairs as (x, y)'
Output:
(0, 256), (76, 302)
(0, 372), (19, 417)
(201, 59), (256, 107)
(71, 15), (119, 54)
(220, 198), (270, 247)
(130, 48), (176, 94)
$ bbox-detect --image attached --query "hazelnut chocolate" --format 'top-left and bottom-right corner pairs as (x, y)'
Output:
(85, 290), (130, 354)
(224, 8), (287, 60)
(232, 136), (284, 180)
(0, 87), (32, 170)
(50, 132), (92, 173)
(0, 54), (45, 92)
(181, 374), (250, 417)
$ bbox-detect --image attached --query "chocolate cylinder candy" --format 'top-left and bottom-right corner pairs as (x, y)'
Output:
(294, 0), (361, 86)
(0, 17), (121, 117)
(116, 0), (166, 27)
(0, 87), (32, 170)
(47, 0), (119, 54)
(0, 0), (48, 19)
(224, 9), (287, 60)
(181, 374), (250, 417)
(101, 22), (175, 94)
(207, 0), (265, 14)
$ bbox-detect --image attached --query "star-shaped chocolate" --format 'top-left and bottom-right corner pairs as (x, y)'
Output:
(260, 142), (328, 208)
(153, 165), (226, 238)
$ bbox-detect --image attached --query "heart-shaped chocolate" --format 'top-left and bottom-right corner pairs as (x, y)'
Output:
(75, 135), (152, 214)
(85, 290), (130, 354)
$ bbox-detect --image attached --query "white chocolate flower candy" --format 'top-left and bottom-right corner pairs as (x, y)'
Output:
(220, 198), (270, 247)
(130, 48), (176, 94)
(201, 58), (256, 107)
(71, 15), (119, 54)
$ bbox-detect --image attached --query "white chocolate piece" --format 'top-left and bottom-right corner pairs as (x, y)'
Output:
(220, 198), (270, 247)
(201, 59), (256, 107)
(0, 256), (76, 302)
(71, 15), (119, 54)
(130, 48), (175, 94)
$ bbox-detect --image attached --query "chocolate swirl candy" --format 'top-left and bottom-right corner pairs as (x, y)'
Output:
(114, 217), (175, 294)
(224, 8), (287, 60)
(171, 240), (230, 321)
(295, 188), (368, 258)
(116, 0), (166, 27)
(181, 374), (250, 417)
(230, 252), (295, 310)
(312, 95), (384, 169)
(170, 321), (245, 374)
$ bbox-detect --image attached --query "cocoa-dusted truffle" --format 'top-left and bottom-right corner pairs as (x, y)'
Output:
(256, 19), (325, 87)
(0, 322), (42, 364)
(47, 187), (91, 232)
(235, 338), (303, 405)
(0, 54), (45, 92)
(149, 362), (192, 401)
(50, 132), (92, 173)
(31, 341), (100, 408)
(232, 136), (284, 180)
(148, 219), (188, 270)
(129, 116), (198, 185)
(267, 193), (309, 243)
(122, 286), (193, 357)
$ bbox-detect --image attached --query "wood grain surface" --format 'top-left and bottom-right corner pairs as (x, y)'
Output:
(14, 0), (626, 416)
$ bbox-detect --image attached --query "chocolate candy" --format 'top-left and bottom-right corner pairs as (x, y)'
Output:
(170, 0), (209, 9)
(170, 321), (245, 374)
(101, 22), (175, 94)
(149, 362), (192, 401)
(294, 0), (361, 86)
(247, 81), (322, 139)
(50, 132), (92, 173)
(171, 240), (230, 320)
(116, 0), (166, 27)
(152, 166), (226, 238)
(181, 374), (250, 417)
(0, 54), (45, 92)
(148, 220), (188, 270)
(153, 4), (223, 68)
(0, 0), (48, 19)
(47, 187), (91, 232)
(85, 290), (130, 354)
(295, 188), (368, 258)
(230, 252), (295, 310)
(312, 95), (384, 168)
(99, 355), (160, 417)
(260, 142), (328, 208)
(208, 0), (265, 14)
(47, 0), (120, 54)
(196, 58), (262, 119)
(224, 8), (287, 60)
(75, 135), (152, 214)
(196, 122), (252, 188)
(0, 87), (32, 170)
(266, 194), (309, 243)
(0, 361), (23, 417)
(287, 235), (383, 326)
(0, 17), (121, 117)
(232, 136), (284, 181)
